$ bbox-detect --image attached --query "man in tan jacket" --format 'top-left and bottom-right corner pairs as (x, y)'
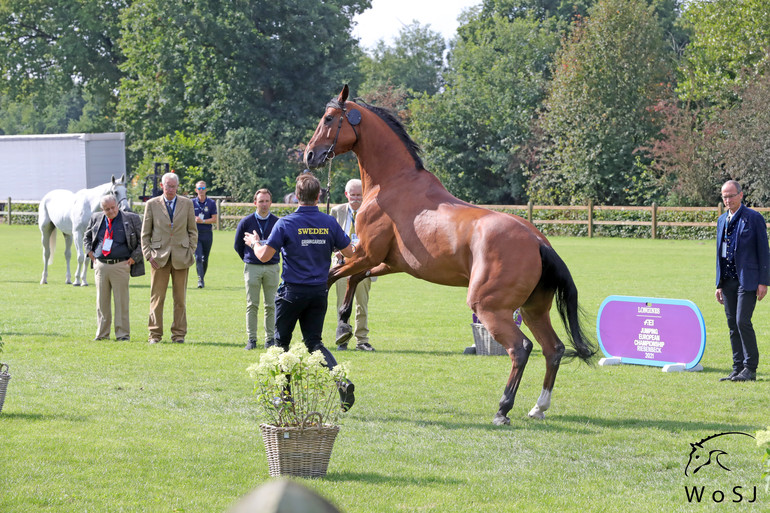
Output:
(141, 172), (198, 344)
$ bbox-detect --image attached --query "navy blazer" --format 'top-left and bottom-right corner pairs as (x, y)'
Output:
(716, 206), (770, 290)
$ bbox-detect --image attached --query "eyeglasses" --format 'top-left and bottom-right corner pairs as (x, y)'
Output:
(196, 187), (206, 190)
(721, 193), (739, 200)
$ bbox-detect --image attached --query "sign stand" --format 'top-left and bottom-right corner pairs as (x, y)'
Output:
(597, 296), (706, 372)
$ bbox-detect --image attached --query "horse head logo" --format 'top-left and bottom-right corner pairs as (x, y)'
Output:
(684, 432), (755, 476)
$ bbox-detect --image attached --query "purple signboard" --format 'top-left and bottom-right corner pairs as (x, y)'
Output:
(596, 295), (706, 370)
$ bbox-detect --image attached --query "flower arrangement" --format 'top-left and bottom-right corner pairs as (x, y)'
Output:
(248, 344), (350, 428)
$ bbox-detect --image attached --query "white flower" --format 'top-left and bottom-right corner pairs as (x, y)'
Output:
(307, 350), (327, 368)
(278, 351), (301, 373)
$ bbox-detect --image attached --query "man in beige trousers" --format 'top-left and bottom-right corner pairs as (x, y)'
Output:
(331, 179), (375, 351)
(141, 172), (198, 344)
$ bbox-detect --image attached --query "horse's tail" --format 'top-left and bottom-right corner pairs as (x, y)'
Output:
(538, 244), (596, 363)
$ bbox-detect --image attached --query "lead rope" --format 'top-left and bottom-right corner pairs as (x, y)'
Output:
(325, 155), (334, 214)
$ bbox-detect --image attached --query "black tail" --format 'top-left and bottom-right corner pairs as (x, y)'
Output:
(538, 244), (596, 363)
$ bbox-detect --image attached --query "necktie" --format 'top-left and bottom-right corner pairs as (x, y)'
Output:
(102, 218), (113, 257)
(166, 200), (174, 220)
(350, 210), (356, 237)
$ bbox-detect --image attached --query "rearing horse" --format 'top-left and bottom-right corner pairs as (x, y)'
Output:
(305, 86), (595, 426)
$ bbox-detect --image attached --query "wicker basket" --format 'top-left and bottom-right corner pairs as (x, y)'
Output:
(0, 363), (10, 414)
(260, 414), (340, 478)
(471, 323), (508, 356)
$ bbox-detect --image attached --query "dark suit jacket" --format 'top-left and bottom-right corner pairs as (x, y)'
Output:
(716, 205), (770, 291)
(84, 210), (145, 276)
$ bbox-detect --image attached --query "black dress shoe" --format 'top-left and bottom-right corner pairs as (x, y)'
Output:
(336, 342), (348, 351)
(264, 339), (275, 349)
(732, 368), (756, 381)
(245, 339), (257, 350)
(719, 370), (742, 381)
(338, 379), (355, 412)
(355, 342), (375, 351)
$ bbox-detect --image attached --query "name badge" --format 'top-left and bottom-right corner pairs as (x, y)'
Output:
(351, 234), (359, 245)
(103, 239), (113, 252)
(722, 242), (727, 258)
(199, 213), (205, 220)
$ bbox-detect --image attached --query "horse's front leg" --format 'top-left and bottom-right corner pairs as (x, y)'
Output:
(331, 262), (395, 345)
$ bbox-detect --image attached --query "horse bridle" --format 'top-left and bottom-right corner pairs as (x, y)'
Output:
(321, 99), (362, 213)
(323, 99), (361, 163)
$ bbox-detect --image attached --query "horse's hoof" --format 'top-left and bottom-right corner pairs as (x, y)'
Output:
(527, 409), (546, 420)
(66, 280), (72, 285)
(492, 413), (510, 426)
(335, 323), (353, 345)
(40, 280), (47, 285)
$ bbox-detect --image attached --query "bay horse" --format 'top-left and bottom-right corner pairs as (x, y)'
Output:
(304, 85), (595, 426)
(38, 175), (129, 286)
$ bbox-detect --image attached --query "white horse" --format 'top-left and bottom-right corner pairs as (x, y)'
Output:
(38, 175), (129, 286)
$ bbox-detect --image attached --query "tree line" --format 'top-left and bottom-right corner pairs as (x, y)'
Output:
(1, 0), (768, 206)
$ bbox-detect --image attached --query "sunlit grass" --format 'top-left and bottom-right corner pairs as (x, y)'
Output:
(0, 225), (767, 512)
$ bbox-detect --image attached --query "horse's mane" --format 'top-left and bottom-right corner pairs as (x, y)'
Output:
(353, 99), (425, 171)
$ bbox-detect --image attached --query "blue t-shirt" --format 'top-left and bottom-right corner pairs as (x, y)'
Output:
(193, 197), (217, 233)
(266, 206), (350, 286)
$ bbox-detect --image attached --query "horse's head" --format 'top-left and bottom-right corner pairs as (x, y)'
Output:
(110, 173), (129, 211)
(684, 442), (726, 476)
(304, 84), (363, 168)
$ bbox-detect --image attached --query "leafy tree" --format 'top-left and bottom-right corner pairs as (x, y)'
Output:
(678, 0), (770, 107)
(118, 0), (369, 192)
(529, 0), (673, 205)
(359, 22), (446, 98)
(0, 0), (127, 133)
(410, 14), (560, 203)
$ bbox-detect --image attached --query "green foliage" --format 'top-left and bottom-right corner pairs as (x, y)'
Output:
(0, 0), (126, 133)
(410, 14), (560, 203)
(678, 0), (770, 107)
(531, 0), (673, 205)
(131, 131), (215, 198)
(248, 345), (350, 427)
(359, 22), (446, 97)
(117, 0), (369, 187)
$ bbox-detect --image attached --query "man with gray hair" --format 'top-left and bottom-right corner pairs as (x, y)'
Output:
(715, 180), (769, 382)
(84, 194), (143, 341)
(141, 172), (198, 344)
(331, 178), (375, 351)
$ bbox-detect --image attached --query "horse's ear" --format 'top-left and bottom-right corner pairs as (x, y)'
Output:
(338, 84), (349, 107)
(111, 175), (116, 185)
(120, 173), (126, 183)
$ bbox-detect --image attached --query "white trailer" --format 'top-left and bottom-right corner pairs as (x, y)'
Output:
(0, 132), (126, 200)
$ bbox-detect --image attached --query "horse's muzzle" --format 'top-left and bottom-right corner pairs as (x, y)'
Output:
(304, 147), (331, 169)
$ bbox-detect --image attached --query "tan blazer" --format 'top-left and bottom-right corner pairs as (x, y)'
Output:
(331, 203), (352, 234)
(141, 195), (198, 269)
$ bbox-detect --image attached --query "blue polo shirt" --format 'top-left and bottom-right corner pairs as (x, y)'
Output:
(193, 197), (217, 233)
(266, 206), (350, 286)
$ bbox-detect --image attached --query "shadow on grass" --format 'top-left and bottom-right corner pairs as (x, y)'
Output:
(0, 412), (88, 422)
(556, 414), (760, 435)
(324, 470), (463, 485)
(2, 331), (67, 337)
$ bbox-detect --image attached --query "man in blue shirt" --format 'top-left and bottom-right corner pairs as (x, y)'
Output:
(245, 173), (357, 410)
(193, 180), (218, 288)
(235, 188), (281, 350)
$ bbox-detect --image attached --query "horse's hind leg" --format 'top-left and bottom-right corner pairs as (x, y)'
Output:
(73, 230), (88, 286)
(40, 223), (55, 285)
(478, 310), (533, 426)
(63, 233), (74, 285)
(520, 303), (565, 420)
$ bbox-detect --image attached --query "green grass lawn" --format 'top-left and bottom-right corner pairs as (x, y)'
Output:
(0, 225), (767, 512)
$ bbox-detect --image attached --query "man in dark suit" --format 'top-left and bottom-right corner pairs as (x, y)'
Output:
(84, 194), (143, 341)
(715, 180), (769, 382)
(141, 172), (198, 344)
